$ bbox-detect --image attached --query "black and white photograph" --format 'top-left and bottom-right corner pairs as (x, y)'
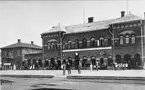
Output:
(0, 0), (145, 90)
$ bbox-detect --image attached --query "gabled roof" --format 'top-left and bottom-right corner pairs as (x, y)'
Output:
(65, 19), (118, 33)
(112, 13), (142, 24)
(42, 23), (67, 34)
(1, 42), (42, 49)
(43, 12), (142, 34)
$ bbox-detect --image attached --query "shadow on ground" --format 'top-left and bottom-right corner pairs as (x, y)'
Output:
(29, 88), (74, 90)
(0, 79), (14, 85)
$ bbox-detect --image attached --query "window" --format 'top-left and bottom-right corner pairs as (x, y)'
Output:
(71, 42), (75, 48)
(116, 54), (121, 63)
(97, 40), (100, 46)
(104, 39), (108, 46)
(63, 43), (65, 49)
(99, 37), (104, 46)
(82, 38), (87, 48)
(108, 38), (111, 46)
(54, 41), (57, 50)
(65, 43), (68, 49)
(131, 34), (135, 44)
(47, 42), (50, 50)
(79, 41), (83, 48)
(68, 40), (72, 49)
(120, 35), (124, 45)
(75, 39), (79, 48)
(95, 40), (98, 47)
(125, 34), (130, 44)
(90, 38), (95, 47)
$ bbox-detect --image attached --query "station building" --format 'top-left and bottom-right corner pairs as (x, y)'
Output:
(41, 11), (145, 69)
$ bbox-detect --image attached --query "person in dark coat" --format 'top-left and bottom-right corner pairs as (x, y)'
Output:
(91, 56), (96, 70)
(67, 57), (72, 74)
(66, 60), (71, 75)
(82, 56), (87, 69)
(75, 54), (80, 69)
(62, 59), (66, 75)
(57, 58), (61, 70)
(78, 61), (82, 74)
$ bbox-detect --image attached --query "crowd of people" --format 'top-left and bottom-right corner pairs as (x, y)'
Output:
(1, 54), (140, 73)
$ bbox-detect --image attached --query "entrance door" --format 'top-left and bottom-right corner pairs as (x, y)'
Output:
(134, 53), (141, 68)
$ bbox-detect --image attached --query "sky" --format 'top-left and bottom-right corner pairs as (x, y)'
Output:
(0, 0), (145, 49)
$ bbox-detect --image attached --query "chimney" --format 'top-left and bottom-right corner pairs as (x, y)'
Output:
(121, 11), (125, 17)
(31, 41), (34, 44)
(88, 17), (94, 23)
(18, 39), (21, 43)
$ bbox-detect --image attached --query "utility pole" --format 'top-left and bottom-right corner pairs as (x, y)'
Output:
(60, 32), (64, 62)
(142, 12), (145, 69)
(109, 24), (115, 62)
(140, 13), (144, 69)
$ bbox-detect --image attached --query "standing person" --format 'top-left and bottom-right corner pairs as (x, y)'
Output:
(91, 56), (96, 70)
(96, 60), (99, 71)
(67, 60), (71, 75)
(128, 60), (131, 70)
(113, 62), (117, 70)
(57, 58), (61, 70)
(75, 53), (80, 69)
(13, 64), (16, 70)
(62, 59), (66, 75)
(82, 56), (87, 69)
(68, 57), (72, 74)
(78, 61), (82, 74)
(90, 61), (93, 71)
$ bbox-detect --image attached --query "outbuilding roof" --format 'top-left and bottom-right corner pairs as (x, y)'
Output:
(1, 41), (42, 49)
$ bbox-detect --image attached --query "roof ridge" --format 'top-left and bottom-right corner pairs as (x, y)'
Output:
(1, 42), (42, 49)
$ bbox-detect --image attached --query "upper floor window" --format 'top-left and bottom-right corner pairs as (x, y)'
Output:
(68, 40), (72, 49)
(95, 40), (98, 47)
(104, 39), (108, 46)
(108, 38), (111, 46)
(97, 40), (100, 46)
(125, 34), (130, 44)
(90, 38), (95, 47)
(82, 38), (87, 48)
(47, 42), (50, 50)
(65, 43), (68, 49)
(99, 37), (104, 46)
(131, 34), (136, 44)
(75, 39), (79, 48)
(63, 43), (65, 49)
(120, 35), (124, 45)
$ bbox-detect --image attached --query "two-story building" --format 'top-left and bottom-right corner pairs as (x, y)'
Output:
(1, 39), (42, 70)
(41, 11), (145, 69)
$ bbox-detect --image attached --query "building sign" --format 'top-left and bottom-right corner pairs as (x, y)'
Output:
(4, 63), (11, 65)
